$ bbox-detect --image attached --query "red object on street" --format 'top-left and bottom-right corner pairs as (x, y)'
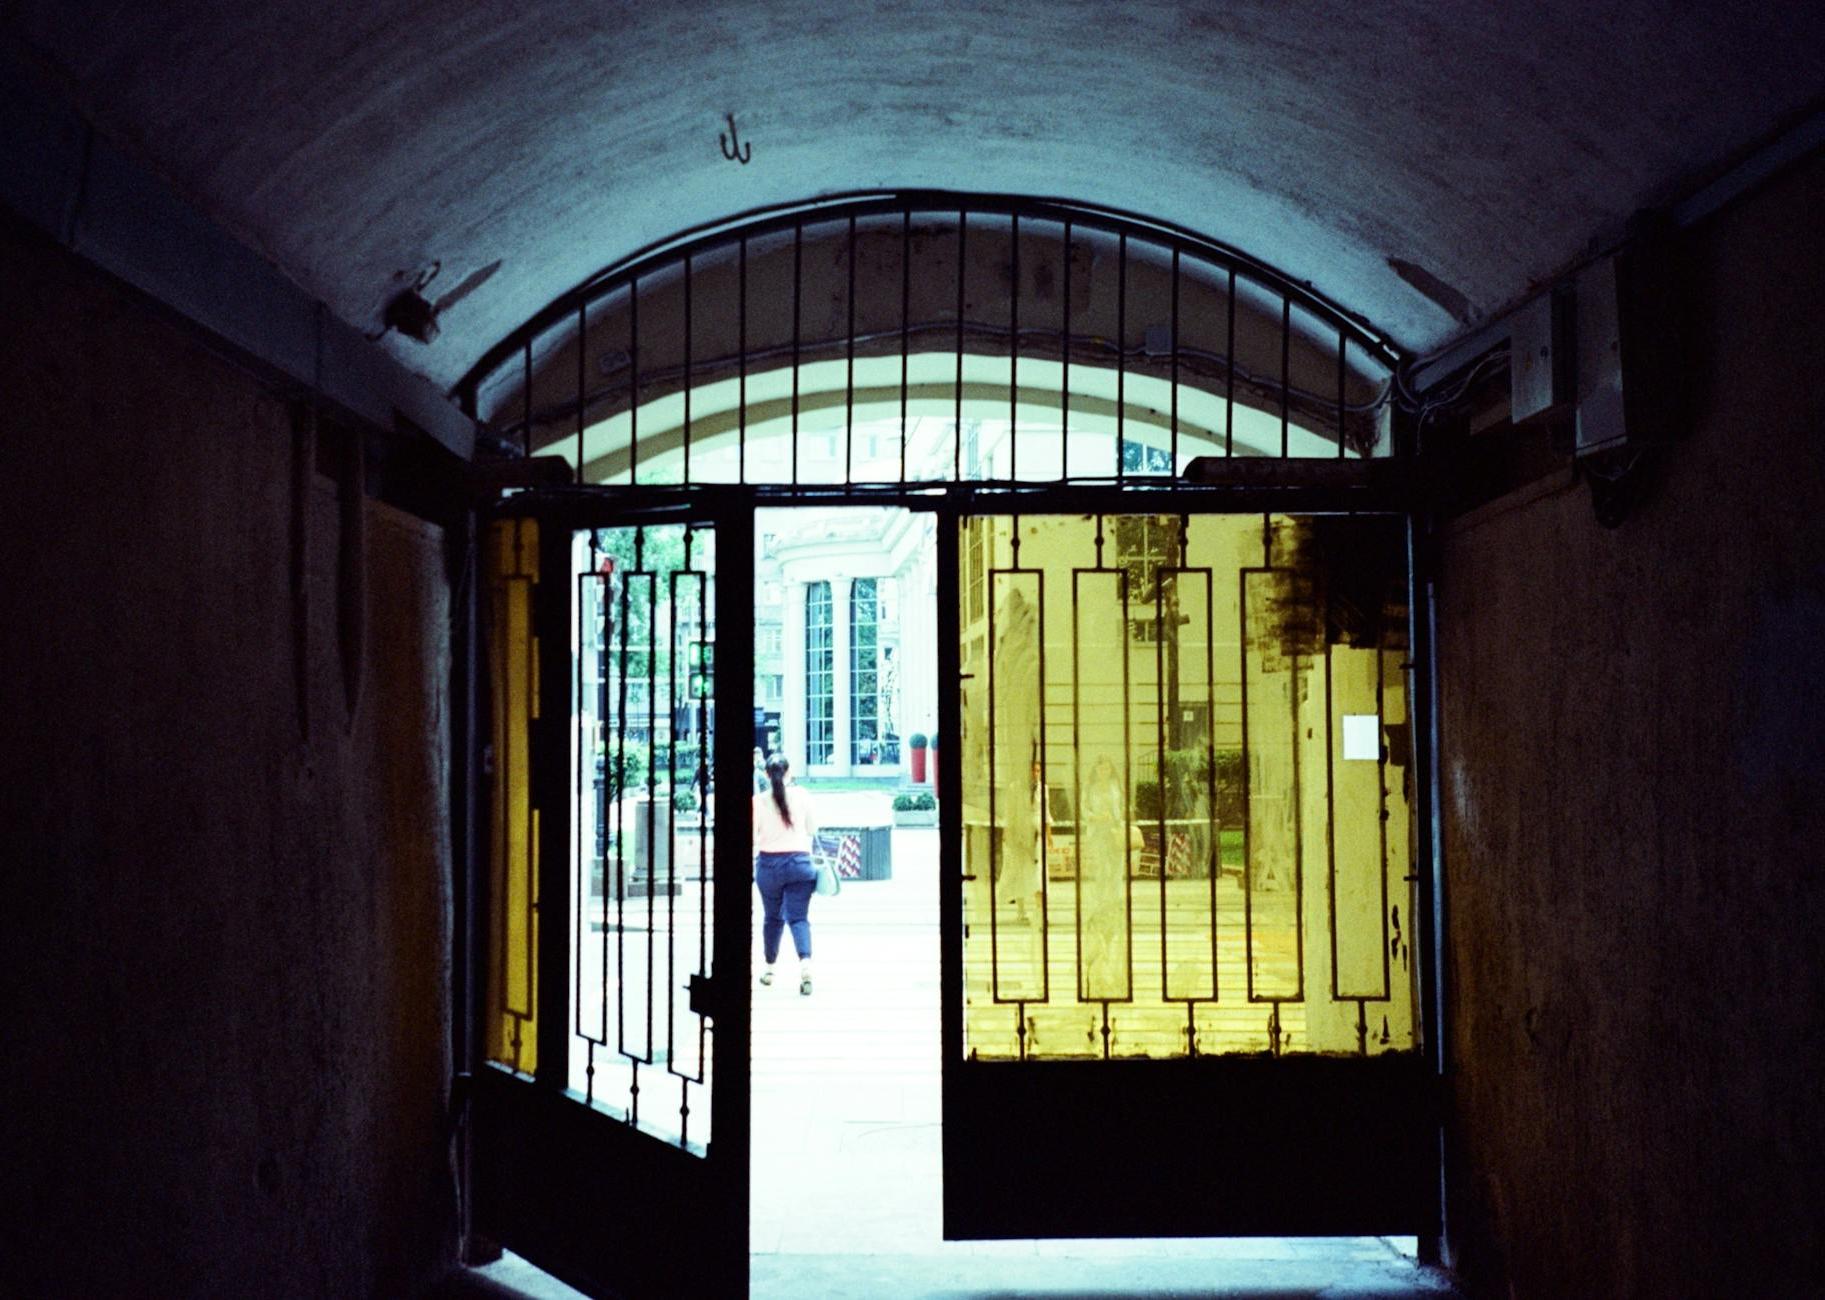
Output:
(929, 748), (938, 789)
(910, 746), (928, 783)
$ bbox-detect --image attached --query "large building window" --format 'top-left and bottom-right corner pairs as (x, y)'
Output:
(806, 581), (834, 764)
(850, 578), (880, 763)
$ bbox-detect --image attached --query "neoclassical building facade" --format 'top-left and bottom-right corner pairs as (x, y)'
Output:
(756, 506), (938, 779)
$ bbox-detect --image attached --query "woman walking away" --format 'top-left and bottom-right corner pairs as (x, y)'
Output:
(753, 754), (819, 994)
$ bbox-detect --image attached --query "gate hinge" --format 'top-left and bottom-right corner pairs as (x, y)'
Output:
(444, 1070), (473, 1144)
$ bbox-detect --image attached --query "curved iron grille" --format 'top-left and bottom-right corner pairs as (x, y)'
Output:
(457, 192), (1407, 491)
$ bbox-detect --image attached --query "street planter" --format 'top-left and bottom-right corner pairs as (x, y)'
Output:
(628, 796), (683, 895)
(817, 825), (893, 880)
(892, 790), (938, 828)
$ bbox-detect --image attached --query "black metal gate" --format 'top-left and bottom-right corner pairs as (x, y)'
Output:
(459, 192), (1441, 1297)
(471, 495), (753, 1299)
(936, 502), (1434, 1238)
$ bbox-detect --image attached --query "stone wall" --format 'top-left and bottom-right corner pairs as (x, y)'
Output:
(1437, 152), (1825, 1295)
(0, 216), (456, 1297)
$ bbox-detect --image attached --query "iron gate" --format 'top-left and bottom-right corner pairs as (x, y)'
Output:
(460, 192), (1441, 1296)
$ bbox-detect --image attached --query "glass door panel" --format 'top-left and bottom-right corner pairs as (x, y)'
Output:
(485, 517), (541, 1075)
(958, 513), (1419, 1059)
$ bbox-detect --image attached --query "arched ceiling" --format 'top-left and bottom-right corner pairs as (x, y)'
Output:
(9, 1), (1825, 397)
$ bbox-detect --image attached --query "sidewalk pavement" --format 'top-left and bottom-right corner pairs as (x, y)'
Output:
(746, 825), (1456, 1296)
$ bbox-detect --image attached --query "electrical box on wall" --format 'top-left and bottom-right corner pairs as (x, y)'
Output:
(1574, 256), (1627, 453)
(1509, 284), (1575, 427)
(1573, 220), (1688, 457)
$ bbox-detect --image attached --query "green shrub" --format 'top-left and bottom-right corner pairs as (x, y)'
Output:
(1132, 749), (1244, 825)
(908, 732), (928, 748)
(672, 788), (699, 814)
(602, 747), (648, 800)
(892, 790), (937, 811)
(1213, 747), (1245, 826)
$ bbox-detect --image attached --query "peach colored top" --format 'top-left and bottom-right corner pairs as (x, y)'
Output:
(752, 783), (816, 854)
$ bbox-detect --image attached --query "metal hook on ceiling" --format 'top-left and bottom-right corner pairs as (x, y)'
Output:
(719, 113), (751, 165)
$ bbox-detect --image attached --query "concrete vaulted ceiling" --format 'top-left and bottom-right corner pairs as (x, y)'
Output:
(9, 1), (1825, 398)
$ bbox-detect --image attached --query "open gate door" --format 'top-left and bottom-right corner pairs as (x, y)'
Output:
(939, 508), (1438, 1239)
(471, 500), (752, 1298)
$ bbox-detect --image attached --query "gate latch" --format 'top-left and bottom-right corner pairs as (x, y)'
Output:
(688, 973), (719, 1019)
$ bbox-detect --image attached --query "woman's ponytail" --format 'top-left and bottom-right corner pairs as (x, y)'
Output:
(766, 754), (793, 827)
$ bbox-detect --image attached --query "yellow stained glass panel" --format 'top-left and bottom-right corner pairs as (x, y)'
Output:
(959, 513), (1419, 1060)
(485, 517), (539, 1074)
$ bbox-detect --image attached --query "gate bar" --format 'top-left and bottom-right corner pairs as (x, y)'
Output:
(457, 190), (1402, 401)
(937, 493), (966, 1233)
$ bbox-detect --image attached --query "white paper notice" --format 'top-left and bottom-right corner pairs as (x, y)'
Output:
(1342, 714), (1381, 761)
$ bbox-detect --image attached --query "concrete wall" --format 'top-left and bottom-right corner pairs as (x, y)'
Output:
(0, 218), (457, 1297)
(1437, 153), (1825, 1294)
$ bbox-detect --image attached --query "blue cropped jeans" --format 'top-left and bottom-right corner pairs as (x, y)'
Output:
(754, 851), (816, 962)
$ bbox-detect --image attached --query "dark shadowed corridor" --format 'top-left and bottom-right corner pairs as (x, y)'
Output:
(4, 5), (1823, 1297)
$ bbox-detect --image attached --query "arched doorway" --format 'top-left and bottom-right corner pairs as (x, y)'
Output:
(462, 194), (1437, 1300)
(458, 192), (1403, 481)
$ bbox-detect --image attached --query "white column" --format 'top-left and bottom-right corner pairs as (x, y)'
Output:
(902, 539), (938, 761)
(898, 586), (920, 758)
(880, 636), (901, 776)
(830, 575), (852, 775)
(782, 581), (807, 770)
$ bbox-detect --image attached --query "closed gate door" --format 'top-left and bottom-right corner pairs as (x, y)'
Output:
(940, 509), (1436, 1238)
(472, 501), (753, 1298)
